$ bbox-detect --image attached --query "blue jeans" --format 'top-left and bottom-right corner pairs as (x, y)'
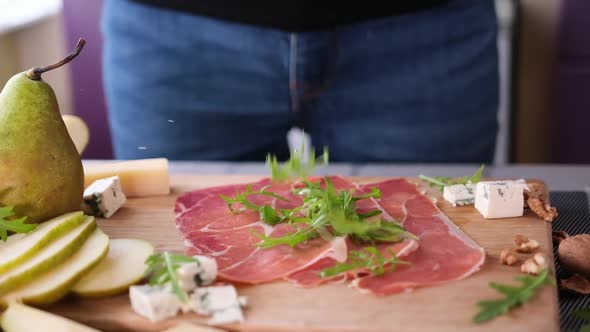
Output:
(101, 0), (499, 163)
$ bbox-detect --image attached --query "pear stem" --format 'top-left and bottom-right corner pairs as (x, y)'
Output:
(25, 38), (86, 81)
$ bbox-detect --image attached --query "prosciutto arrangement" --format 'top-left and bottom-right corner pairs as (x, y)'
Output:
(174, 176), (485, 295)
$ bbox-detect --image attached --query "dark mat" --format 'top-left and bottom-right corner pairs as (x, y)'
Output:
(550, 191), (590, 331)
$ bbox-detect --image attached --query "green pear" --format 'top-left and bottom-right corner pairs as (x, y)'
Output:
(1, 302), (102, 332)
(0, 39), (86, 223)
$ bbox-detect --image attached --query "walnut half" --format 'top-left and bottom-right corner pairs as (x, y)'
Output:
(500, 249), (519, 266)
(521, 253), (548, 275)
(527, 197), (558, 223)
(514, 235), (540, 253)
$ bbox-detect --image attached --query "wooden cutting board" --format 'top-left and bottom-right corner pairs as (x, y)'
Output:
(46, 175), (559, 332)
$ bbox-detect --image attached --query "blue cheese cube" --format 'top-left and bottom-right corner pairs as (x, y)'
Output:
(189, 285), (245, 325)
(474, 181), (524, 219)
(176, 255), (218, 292)
(82, 176), (127, 218)
(129, 285), (181, 322)
(209, 306), (245, 325)
(443, 183), (475, 206)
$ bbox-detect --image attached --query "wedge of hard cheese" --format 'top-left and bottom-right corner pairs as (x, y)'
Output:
(84, 158), (170, 197)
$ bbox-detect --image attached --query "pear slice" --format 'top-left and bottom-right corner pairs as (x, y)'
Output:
(0, 211), (85, 274)
(72, 238), (154, 298)
(0, 216), (96, 295)
(1, 302), (101, 332)
(62, 114), (90, 155)
(0, 228), (109, 307)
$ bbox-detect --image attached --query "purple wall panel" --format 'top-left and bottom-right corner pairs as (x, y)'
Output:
(62, 0), (113, 159)
(555, 0), (590, 163)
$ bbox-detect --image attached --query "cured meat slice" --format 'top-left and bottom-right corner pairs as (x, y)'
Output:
(175, 176), (354, 284)
(175, 176), (483, 292)
(352, 179), (485, 295)
(285, 239), (418, 287)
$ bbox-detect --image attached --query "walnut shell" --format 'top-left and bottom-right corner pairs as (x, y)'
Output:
(558, 234), (590, 277)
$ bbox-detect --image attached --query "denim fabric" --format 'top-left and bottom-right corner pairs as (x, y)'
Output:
(101, 0), (499, 162)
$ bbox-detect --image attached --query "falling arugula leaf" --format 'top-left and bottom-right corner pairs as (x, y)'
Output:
(266, 143), (329, 182)
(144, 252), (197, 302)
(573, 308), (590, 332)
(473, 269), (555, 324)
(419, 164), (485, 191)
(0, 206), (36, 242)
(319, 246), (410, 278)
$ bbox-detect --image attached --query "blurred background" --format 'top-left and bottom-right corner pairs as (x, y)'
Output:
(0, 0), (588, 164)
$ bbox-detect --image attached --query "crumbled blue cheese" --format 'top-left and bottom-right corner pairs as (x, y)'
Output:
(189, 285), (245, 325)
(129, 285), (181, 322)
(474, 180), (524, 219)
(443, 183), (476, 206)
(81, 176), (127, 218)
(176, 255), (218, 292)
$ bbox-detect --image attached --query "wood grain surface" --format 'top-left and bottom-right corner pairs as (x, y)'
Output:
(45, 175), (559, 332)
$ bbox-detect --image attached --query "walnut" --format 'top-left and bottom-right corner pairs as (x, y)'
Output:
(514, 235), (528, 246)
(560, 274), (590, 294)
(521, 253), (548, 275)
(500, 249), (518, 266)
(514, 235), (540, 253)
(527, 197), (558, 222)
(533, 253), (546, 266)
(552, 230), (569, 245)
(558, 234), (590, 277)
(523, 182), (549, 202)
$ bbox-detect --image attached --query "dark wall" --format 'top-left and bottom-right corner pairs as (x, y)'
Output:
(555, 0), (590, 163)
(62, 0), (113, 159)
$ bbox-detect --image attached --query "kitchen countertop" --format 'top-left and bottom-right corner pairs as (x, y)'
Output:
(84, 160), (590, 192)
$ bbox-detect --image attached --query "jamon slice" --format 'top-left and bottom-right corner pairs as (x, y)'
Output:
(352, 179), (485, 295)
(286, 239), (418, 287)
(219, 226), (347, 284)
(176, 176), (354, 284)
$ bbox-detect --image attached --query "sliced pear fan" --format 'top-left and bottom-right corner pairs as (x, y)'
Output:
(0, 228), (109, 307)
(0, 216), (96, 295)
(0, 211), (85, 274)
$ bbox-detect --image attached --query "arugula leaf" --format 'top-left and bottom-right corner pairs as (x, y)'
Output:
(419, 164), (485, 191)
(266, 143), (329, 182)
(319, 246), (409, 278)
(259, 205), (282, 225)
(144, 252), (197, 302)
(0, 206), (36, 242)
(254, 177), (415, 248)
(473, 269), (555, 324)
(220, 184), (289, 214)
(254, 228), (319, 248)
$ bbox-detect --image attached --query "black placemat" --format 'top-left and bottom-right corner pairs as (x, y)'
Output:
(550, 191), (590, 331)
